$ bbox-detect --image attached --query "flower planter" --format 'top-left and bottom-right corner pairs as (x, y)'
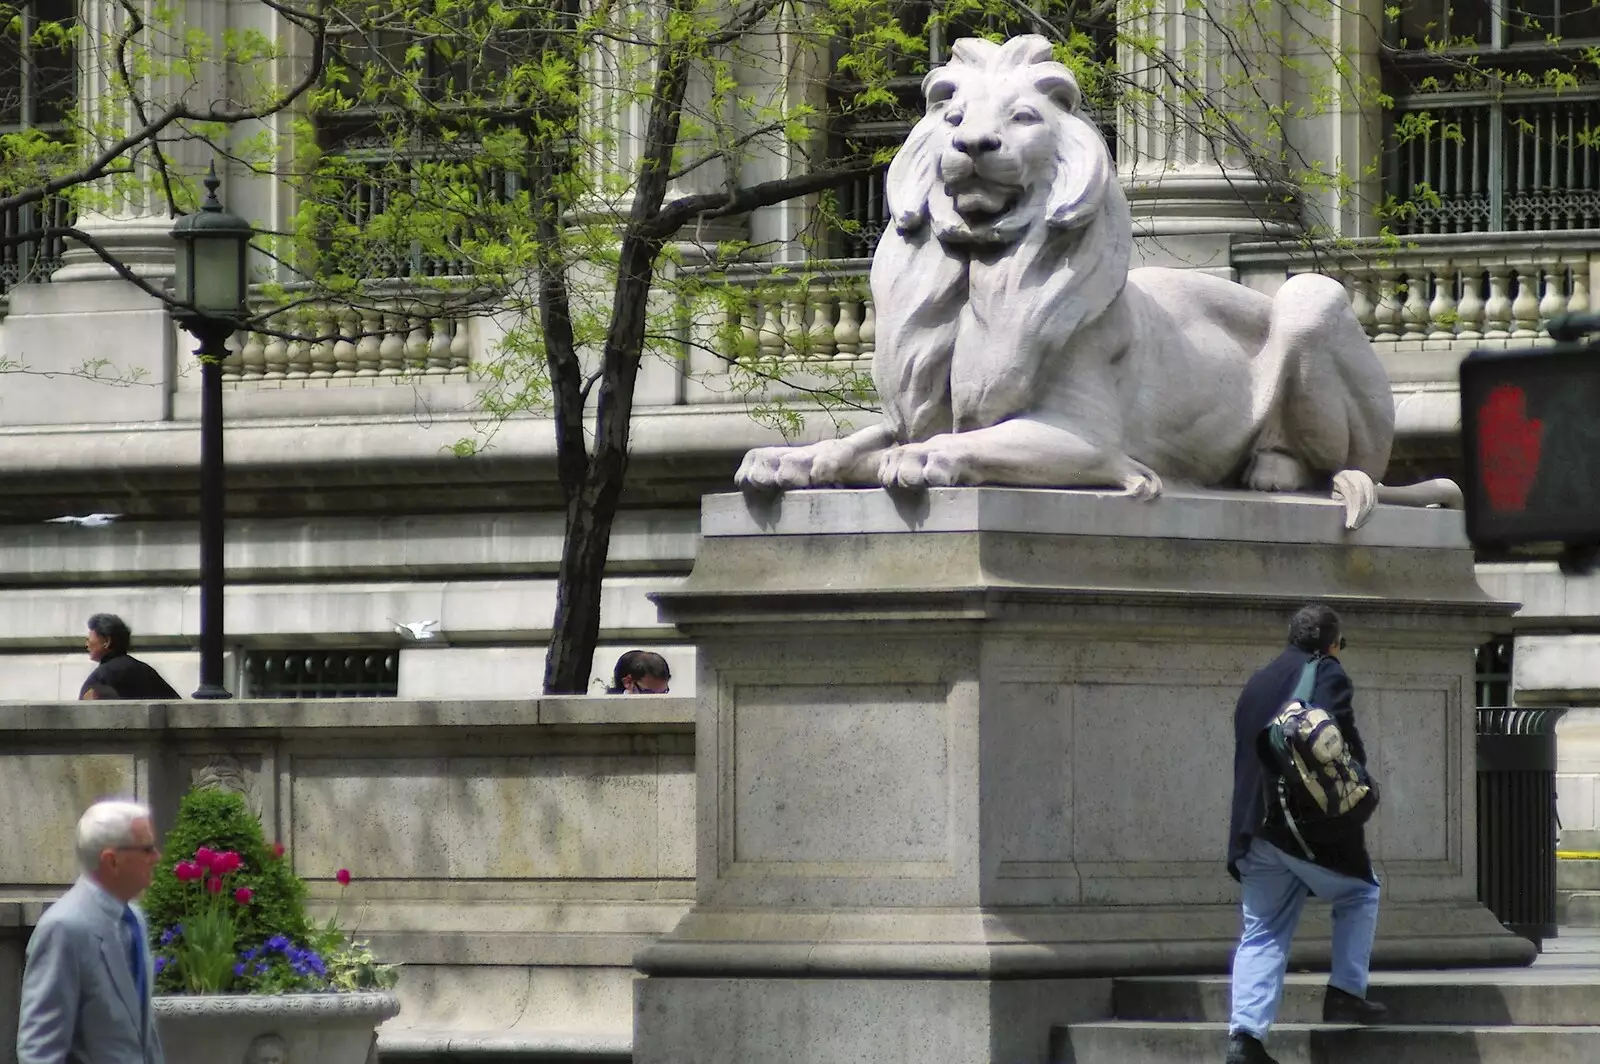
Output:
(155, 991), (400, 1064)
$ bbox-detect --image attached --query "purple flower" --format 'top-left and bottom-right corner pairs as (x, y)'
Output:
(233, 962), (246, 977)
(265, 935), (289, 952)
(154, 956), (170, 975)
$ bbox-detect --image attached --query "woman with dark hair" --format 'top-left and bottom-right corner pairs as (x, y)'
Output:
(78, 613), (181, 699)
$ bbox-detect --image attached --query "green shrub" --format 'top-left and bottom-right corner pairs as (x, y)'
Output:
(145, 784), (397, 995)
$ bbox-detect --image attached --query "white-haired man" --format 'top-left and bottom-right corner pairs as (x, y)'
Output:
(17, 799), (166, 1064)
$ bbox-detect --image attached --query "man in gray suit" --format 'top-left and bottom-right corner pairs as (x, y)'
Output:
(17, 799), (165, 1064)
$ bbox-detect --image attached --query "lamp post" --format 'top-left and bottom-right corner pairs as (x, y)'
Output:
(170, 163), (252, 700)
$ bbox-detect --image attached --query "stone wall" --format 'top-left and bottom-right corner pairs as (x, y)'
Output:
(0, 697), (696, 1060)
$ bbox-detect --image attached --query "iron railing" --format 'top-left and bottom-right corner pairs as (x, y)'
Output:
(1388, 86), (1600, 235)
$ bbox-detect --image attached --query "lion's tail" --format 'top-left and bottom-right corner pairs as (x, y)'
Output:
(1375, 478), (1464, 510)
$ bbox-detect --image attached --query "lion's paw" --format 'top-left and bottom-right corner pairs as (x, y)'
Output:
(736, 445), (824, 492)
(1120, 463), (1163, 501)
(1331, 468), (1377, 530)
(877, 442), (967, 490)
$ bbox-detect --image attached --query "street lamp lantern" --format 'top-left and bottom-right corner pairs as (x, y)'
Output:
(171, 164), (252, 321)
(170, 161), (252, 700)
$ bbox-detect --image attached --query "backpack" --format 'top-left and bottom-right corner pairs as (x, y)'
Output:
(1258, 656), (1378, 861)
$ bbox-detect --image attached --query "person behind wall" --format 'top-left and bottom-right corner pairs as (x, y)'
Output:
(609, 650), (671, 694)
(16, 799), (166, 1064)
(1223, 604), (1388, 1064)
(78, 613), (181, 700)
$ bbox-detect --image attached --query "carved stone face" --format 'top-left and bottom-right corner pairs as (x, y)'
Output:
(922, 75), (1064, 243)
(244, 1034), (288, 1064)
(932, 83), (1057, 227)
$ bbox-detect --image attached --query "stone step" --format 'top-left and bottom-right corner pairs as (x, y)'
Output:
(1055, 1021), (1600, 1064)
(1111, 974), (1600, 1027)
(1559, 829), (1600, 852)
(1557, 858), (1600, 891)
(1558, 890), (1600, 927)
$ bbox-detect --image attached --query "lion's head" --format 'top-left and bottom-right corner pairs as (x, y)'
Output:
(885, 34), (1116, 246)
(868, 35), (1132, 440)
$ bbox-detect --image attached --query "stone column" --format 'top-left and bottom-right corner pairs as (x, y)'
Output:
(1117, 0), (1297, 270)
(0, 0), (232, 425)
(634, 487), (1534, 1064)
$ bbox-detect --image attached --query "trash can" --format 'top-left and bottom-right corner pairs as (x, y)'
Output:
(1476, 707), (1565, 949)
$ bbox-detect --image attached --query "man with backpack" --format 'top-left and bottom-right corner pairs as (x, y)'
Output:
(1224, 604), (1388, 1064)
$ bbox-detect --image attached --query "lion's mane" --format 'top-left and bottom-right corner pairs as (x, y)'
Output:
(870, 35), (1132, 439)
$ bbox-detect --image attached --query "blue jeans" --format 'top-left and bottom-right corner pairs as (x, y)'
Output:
(1229, 836), (1381, 1041)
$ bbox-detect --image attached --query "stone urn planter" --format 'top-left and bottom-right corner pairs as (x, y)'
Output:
(154, 991), (401, 1064)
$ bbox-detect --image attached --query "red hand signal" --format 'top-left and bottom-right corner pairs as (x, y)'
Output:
(1477, 384), (1542, 513)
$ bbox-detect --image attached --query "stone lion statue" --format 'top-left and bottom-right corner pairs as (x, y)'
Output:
(735, 34), (1460, 528)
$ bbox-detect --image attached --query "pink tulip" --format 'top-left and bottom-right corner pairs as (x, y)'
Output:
(217, 851), (243, 874)
(234, 887), (254, 905)
(271, 842), (285, 859)
(335, 869), (351, 886)
(194, 847), (217, 869)
(206, 875), (223, 895)
(172, 861), (199, 881)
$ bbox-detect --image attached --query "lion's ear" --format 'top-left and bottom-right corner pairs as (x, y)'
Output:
(1031, 68), (1082, 115)
(1045, 116), (1115, 231)
(884, 120), (942, 232)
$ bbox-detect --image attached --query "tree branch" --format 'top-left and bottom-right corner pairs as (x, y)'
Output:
(646, 161), (879, 239)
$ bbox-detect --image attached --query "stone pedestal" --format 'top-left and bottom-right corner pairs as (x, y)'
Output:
(634, 488), (1534, 1064)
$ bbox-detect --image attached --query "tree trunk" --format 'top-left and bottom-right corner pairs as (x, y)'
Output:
(542, 477), (624, 693)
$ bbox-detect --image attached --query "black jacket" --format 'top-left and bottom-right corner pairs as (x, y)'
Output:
(1226, 646), (1375, 884)
(79, 652), (182, 700)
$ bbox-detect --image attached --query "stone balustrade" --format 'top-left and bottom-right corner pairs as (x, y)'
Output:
(167, 288), (484, 390)
(1235, 232), (1598, 347)
(687, 259), (877, 364)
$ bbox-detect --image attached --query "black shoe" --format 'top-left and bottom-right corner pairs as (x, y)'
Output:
(1322, 984), (1389, 1024)
(1225, 1031), (1280, 1064)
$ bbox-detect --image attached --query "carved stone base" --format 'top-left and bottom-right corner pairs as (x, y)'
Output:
(633, 488), (1533, 1064)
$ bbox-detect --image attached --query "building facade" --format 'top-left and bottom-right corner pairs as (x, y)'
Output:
(0, 3), (1596, 813)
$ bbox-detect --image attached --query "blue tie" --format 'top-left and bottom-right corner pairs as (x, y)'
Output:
(121, 907), (147, 1010)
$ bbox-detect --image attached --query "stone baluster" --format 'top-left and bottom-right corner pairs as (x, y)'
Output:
(833, 295), (861, 357)
(1371, 272), (1401, 342)
(221, 333), (245, 380)
(356, 309), (383, 376)
(427, 317), (454, 373)
(780, 297), (806, 360)
(1345, 273), (1376, 338)
(379, 312), (405, 374)
(1537, 267), (1568, 334)
(1400, 274), (1429, 340)
(1509, 267), (1541, 338)
(1568, 257), (1591, 316)
(405, 316), (430, 371)
(240, 328), (267, 381)
(450, 315), (471, 371)
(738, 296), (760, 361)
(282, 312), (309, 379)
(1454, 268), (1486, 340)
(261, 315), (289, 380)
(758, 298), (784, 360)
(807, 290), (836, 360)
(859, 299), (876, 356)
(308, 307), (338, 378)
(1426, 268), (1458, 340)
(333, 309), (359, 377)
(1481, 268), (1513, 339)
